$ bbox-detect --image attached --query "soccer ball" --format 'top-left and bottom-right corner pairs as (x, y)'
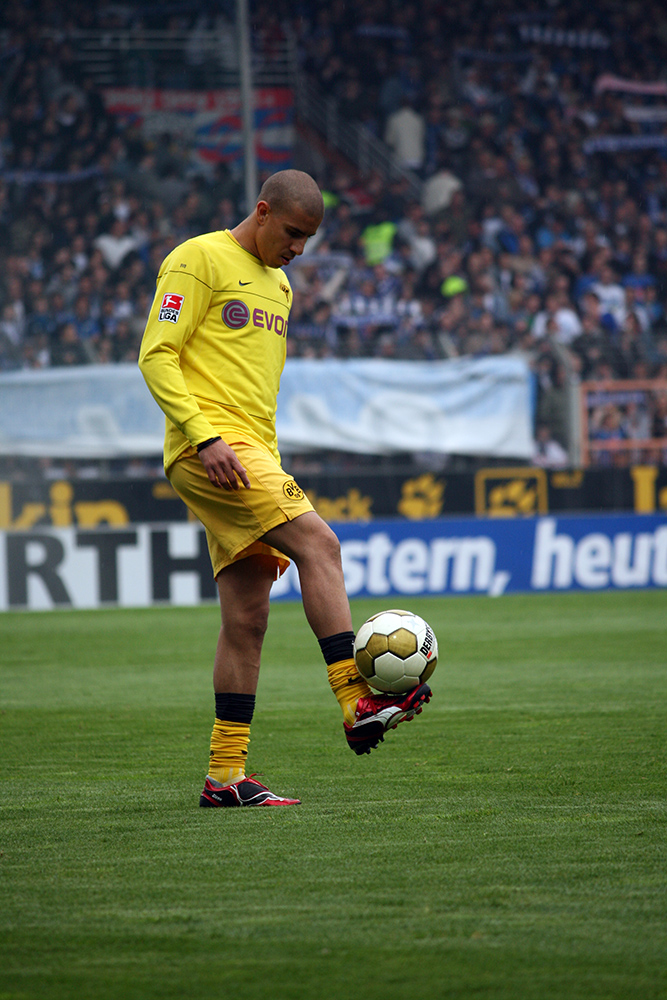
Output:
(353, 609), (438, 694)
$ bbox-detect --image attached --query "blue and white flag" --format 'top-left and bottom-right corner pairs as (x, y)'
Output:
(276, 356), (534, 458)
(0, 355), (535, 460)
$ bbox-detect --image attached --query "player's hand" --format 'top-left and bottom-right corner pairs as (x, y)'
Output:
(198, 439), (251, 490)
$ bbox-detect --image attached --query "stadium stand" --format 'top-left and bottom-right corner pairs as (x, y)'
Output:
(1, 0), (666, 474)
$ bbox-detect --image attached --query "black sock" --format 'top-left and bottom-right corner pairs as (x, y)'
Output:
(214, 692), (256, 724)
(318, 631), (355, 666)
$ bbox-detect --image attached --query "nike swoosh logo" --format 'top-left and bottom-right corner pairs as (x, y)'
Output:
(239, 281), (252, 286)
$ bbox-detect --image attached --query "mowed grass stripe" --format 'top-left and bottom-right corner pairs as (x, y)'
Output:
(1, 590), (666, 1000)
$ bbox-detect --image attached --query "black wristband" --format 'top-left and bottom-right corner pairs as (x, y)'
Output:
(196, 436), (222, 453)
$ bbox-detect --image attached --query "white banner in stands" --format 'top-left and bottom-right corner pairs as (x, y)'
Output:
(0, 355), (534, 460)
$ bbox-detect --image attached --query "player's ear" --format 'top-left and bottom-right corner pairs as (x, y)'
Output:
(256, 200), (271, 225)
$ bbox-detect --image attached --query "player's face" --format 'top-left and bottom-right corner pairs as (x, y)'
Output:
(256, 202), (322, 268)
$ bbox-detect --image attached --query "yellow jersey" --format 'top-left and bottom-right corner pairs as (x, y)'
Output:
(138, 229), (293, 470)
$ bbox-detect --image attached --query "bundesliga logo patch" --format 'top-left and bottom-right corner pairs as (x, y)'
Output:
(158, 293), (184, 323)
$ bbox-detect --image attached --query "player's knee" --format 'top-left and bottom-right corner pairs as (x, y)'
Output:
(245, 620), (268, 654)
(312, 518), (343, 568)
(224, 603), (269, 649)
(268, 511), (342, 568)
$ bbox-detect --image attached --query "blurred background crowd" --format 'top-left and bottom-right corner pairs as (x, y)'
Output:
(1, 0), (667, 471)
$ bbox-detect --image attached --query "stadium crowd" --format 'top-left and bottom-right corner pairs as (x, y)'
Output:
(1, 0), (667, 468)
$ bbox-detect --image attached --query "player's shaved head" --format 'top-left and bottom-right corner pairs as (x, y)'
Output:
(258, 170), (323, 220)
(234, 169), (323, 266)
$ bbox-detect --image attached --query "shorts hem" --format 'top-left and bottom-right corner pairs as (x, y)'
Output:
(212, 507), (310, 577)
(168, 446), (313, 578)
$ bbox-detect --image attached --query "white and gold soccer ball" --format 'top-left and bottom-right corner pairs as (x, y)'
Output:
(353, 609), (438, 694)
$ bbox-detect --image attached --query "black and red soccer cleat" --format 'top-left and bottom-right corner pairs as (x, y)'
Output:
(344, 682), (432, 755)
(199, 774), (301, 807)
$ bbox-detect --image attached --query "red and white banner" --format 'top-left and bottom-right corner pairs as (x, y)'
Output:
(103, 87), (295, 169)
(594, 74), (667, 97)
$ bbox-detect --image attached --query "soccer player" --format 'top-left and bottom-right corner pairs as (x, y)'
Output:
(138, 170), (431, 807)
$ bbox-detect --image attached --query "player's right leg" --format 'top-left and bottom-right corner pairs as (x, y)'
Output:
(167, 451), (305, 806)
(200, 556), (300, 806)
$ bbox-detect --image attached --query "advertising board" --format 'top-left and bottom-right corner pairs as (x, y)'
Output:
(2, 513), (665, 611)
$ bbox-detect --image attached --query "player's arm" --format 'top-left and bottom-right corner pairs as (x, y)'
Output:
(138, 246), (250, 490)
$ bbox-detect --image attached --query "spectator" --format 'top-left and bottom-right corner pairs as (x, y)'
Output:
(590, 405), (627, 467)
(25, 296), (58, 343)
(94, 219), (141, 270)
(591, 264), (627, 328)
(533, 423), (569, 469)
(421, 158), (463, 217)
(51, 323), (92, 366)
(72, 296), (101, 343)
(384, 97), (426, 173)
(531, 291), (583, 346)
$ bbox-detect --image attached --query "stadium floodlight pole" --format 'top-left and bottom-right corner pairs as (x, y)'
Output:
(237, 0), (258, 211)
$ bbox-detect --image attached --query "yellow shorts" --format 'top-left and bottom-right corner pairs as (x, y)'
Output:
(168, 442), (314, 579)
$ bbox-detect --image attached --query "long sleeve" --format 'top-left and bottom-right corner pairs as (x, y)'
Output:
(138, 244), (219, 447)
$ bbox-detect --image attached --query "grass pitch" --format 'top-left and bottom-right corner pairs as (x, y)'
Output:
(1, 590), (666, 1000)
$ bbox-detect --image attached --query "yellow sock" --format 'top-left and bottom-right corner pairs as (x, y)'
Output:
(208, 719), (250, 785)
(327, 658), (372, 726)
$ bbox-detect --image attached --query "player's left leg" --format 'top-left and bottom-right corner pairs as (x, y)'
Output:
(262, 511), (372, 725)
(263, 512), (432, 754)
(263, 510), (351, 637)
